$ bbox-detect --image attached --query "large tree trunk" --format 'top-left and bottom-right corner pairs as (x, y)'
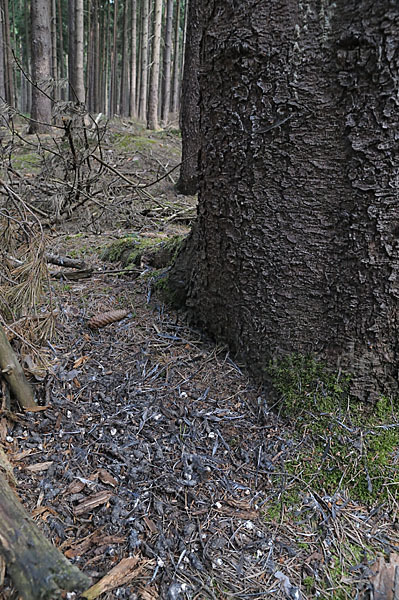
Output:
(29, 0), (52, 132)
(175, 0), (200, 195)
(169, 0), (399, 401)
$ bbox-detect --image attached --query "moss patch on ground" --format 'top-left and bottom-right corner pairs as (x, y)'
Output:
(268, 354), (399, 503)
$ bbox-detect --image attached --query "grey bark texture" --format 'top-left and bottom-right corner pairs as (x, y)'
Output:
(161, 0), (174, 126)
(147, 0), (163, 129)
(29, 0), (52, 132)
(138, 0), (149, 121)
(175, 0), (200, 195)
(170, 0), (181, 114)
(129, 0), (137, 117)
(169, 0), (399, 401)
(68, 0), (76, 101)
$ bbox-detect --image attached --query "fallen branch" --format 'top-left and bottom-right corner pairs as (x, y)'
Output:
(0, 470), (91, 599)
(0, 323), (36, 409)
(45, 253), (87, 270)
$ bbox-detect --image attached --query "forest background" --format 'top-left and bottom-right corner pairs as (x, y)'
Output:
(0, 0), (186, 130)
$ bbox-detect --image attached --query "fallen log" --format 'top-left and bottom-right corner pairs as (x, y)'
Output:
(0, 323), (36, 409)
(0, 470), (91, 599)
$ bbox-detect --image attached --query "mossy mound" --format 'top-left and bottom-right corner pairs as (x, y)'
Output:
(100, 234), (185, 270)
(268, 354), (399, 504)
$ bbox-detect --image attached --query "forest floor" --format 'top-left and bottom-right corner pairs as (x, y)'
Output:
(0, 117), (398, 600)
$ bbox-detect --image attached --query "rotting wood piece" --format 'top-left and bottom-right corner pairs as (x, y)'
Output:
(0, 323), (36, 409)
(45, 253), (87, 270)
(0, 471), (91, 600)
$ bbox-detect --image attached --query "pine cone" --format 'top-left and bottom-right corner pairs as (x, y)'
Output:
(88, 309), (129, 329)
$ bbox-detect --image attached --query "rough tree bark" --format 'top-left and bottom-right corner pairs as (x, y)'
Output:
(175, 0), (200, 195)
(169, 0), (399, 401)
(0, 470), (90, 599)
(29, 0), (52, 132)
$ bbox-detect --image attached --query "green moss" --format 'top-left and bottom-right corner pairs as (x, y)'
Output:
(268, 354), (399, 503)
(11, 151), (41, 173)
(100, 235), (141, 262)
(113, 133), (157, 152)
(101, 235), (185, 272)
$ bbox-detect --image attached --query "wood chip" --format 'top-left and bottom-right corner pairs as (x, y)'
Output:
(73, 490), (113, 516)
(81, 556), (149, 600)
(98, 468), (118, 487)
(25, 461), (53, 473)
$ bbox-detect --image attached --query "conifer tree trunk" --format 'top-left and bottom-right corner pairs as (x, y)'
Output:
(129, 0), (137, 117)
(138, 0), (149, 121)
(22, 0), (32, 113)
(170, 0), (399, 401)
(147, 0), (163, 129)
(0, 4), (6, 105)
(2, 0), (14, 107)
(51, 0), (57, 99)
(93, 0), (100, 112)
(56, 0), (65, 100)
(120, 0), (130, 116)
(170, 0), (180, 115)
(160, 0), (173, 126)
(74, 0), (85, 103)
(176, 0), (200, 194)
(109, 0), (118, 115)
(68, 0), (76, 100)
(29, 0), (52, 132)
